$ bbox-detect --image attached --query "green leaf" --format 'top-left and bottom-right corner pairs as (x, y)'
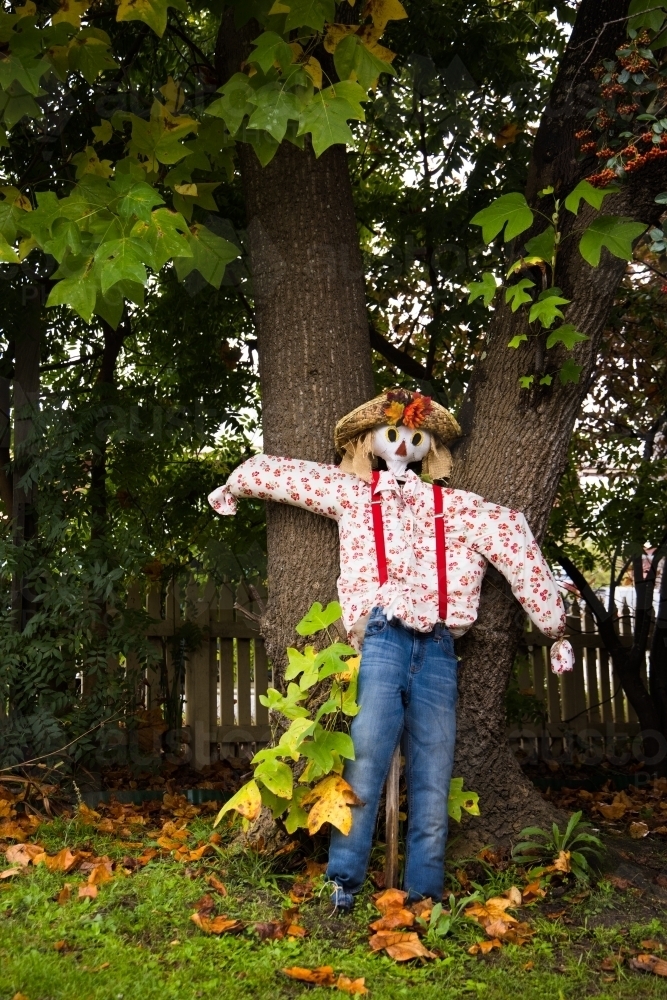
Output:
(504, 278), (534, 312)
(558, 359), (583, 385)
(519, 375), (534, 389)
(564, 179), (619, 215)
(470, 192), (534, 243)
(334, 34), (395, 90)
(281, 0), (335, 31)
(507, 334), (528, 349)
(295, 600), (343, 635)
(467, 272), (497, 307)
(524, 225), (555, 262)
(111, 178), (164, 222)
(134, 207), (191, 270)
(297, 80), (366, 157)
(315, 641), (357, 681)
(95, 237), (149, 296)
(248, 30), (294, 74)
(277, 716), (314, 757)
(43, 218), (82, 261)
(260, 785), (291, 818)
(173, 223), (239, 289)
(247, 83), (302, 142)
(628, 0), (666, 32)
(285, 645), (317, 680)
(539, 374), (553, 386)
(448, 777), (480, 823)
(284, 786), (309, 833)
(206, 73), (257, 136)
(300, 738), (333, 772)
(528, 288), (570, 328)
(68, 27), (118, 84)
(0, 53), (48, 97)
(656, 192), (667, 205)
(116, 0), (188, 37)
(546, 324), (589, 350)
(46, 270), (98, 323)
(578, 216), (648, 267)
(0, 232), (19, 262)
(254, 758), (293, 798)
(320, 730), (355, 760)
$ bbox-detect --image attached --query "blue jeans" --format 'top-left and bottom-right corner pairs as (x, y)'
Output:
(327, 608), (458, 902)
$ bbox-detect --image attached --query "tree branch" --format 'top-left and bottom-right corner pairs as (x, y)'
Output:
(369, 324), (430, 381)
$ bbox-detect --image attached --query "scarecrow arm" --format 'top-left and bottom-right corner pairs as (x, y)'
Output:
(208, 454), (351, 520)
(468, 499), (573, 674)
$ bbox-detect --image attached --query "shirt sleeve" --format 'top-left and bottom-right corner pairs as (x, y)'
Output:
(468, 498), (572, 672)
(207, 454), (352, 521)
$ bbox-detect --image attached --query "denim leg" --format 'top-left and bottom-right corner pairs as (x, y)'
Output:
(326, 615), (409, 896)
(402, 633), (458, 902)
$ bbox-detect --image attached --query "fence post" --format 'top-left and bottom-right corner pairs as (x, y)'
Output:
(185, 576), (212, 770)
(583, 606), (601, 725)
(235, 581), (253, 729)
(621, 599), (638, 724)
(219, 582), (235, 757)
(146, 582), (161, 710)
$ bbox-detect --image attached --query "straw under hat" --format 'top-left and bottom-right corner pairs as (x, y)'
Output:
(334, 389), (461, 482)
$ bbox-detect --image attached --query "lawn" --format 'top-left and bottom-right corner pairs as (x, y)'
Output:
(3, 794), (667, 1000)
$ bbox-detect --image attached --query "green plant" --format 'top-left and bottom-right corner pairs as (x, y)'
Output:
(467, 180), (647, 389)
(216, 600), (480, 837)
(511, 810), (605, 882)
(419, 892), (482, 944)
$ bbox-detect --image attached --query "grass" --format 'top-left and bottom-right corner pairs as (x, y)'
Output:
(3, 815), (667, 1000)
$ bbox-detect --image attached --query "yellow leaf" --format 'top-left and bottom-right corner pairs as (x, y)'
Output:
(0, 186), (31, 211)
(495, 123), (522, 147)
(175, 183), (197, 196)
(15, 2), (36, 18)
(363, 0), (407, 33)
(358, 24), (396, 63)
(269, 0), (291, 11)
(159, 76), (185, 114)
(92, 120), (113, 145)
(301, 775), (361, 835)
(303, 56), (322, 90)
(336, 976), (369, 995)
(324, 23), (358, 54)
(52, 0), (90, 26)
(214, 779), (262, 827)
(18, 237), (37, 261)
(551, 850), (571, 872)
(71, 146), (113, 179)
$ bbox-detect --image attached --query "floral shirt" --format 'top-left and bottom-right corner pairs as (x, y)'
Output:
(208, 455), (573, 674)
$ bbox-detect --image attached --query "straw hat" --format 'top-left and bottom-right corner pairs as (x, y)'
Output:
(334, 389), (461, 482)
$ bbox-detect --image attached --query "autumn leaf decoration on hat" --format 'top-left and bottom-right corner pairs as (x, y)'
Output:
(383, 389), (433, 429)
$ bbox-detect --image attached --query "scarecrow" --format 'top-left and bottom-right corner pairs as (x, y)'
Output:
(208, 388), (573, 910)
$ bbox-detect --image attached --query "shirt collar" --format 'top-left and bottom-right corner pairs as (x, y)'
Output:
(372, 468), (422, 496)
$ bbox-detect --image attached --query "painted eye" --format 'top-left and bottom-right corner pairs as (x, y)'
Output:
(412, 433), (422, 446)
(386, 428), (398, 442)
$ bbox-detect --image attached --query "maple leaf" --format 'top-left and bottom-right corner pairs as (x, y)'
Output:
(116, 0), (188, 37)
(190, 912), (243, 934)
(78, 884), (98, 899)
(336, 975), (369, 995)
(297, 81), (366, 157)
(495, 122), (521, 147)
(578, 216), (648, 267)
(282, 966), (337, 985)
(5, 843), (44, 866)
(214, 779), (262, 826)
(52, 0), (90, 25)
(364, 0), (408, 33)
(301, 774), (361, 835)
(471, 192), (534, 243)
(369, 930), (436, 961)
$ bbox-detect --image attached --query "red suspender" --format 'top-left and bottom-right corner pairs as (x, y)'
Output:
(370, 470), (388, 585)
(369, 473), (448, 622)
(433, 484), (448, 621)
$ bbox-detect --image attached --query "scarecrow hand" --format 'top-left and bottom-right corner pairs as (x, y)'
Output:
(207, 484), (237, 516)
(550, 637), (574, 675)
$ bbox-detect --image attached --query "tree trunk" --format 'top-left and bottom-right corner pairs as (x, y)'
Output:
(450, 0), (667, 848)
(216, 19), (375, 675)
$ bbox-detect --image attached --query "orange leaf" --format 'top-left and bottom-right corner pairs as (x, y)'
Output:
(522, 880), (546, 902)
(157, 836), (184, 850)
(282, 966), (337, 985)
(505, 886), (523, 906)
(369, 908), (415, 931)
(78, 884), (98, 900)
(469, 938), (502, 955)
(286, 924), (307, 938)
(369, 929), (436, 961)
(630, 953), (667, 976)
(43, 849), (80, 873)
(305, 860), (327, 877)
(56, 884), (72, 904)
(208, 833), (222, 845)
(12, 993), (30, 1000)
(495, 123), (522, 147)
(5, 843), (44, 866)
(335, 975), (369, 995)
(374, 888), (408, 913)
(207, 875), (228, 896)
(629, 821), (650, 839)
(88, 863), (113, 886)
(190, 912), (243, 934)
(549, 850), (571, 873)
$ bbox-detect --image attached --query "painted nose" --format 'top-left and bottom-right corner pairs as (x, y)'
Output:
(395, 440), (407, 456)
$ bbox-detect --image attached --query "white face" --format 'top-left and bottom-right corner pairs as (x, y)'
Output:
(371, 424), (431, 478)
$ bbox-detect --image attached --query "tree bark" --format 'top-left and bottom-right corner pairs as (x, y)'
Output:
(450, 0), (667, 847)
(216, 16), (374, 673)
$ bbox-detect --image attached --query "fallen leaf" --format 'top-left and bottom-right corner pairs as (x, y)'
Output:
(0, 867), (21, 879)
(335, 975), (369, 994)
(190, 912), (243, 934)
(53, 940), (73, 952)
(374, 888), (408, 913)
(455, 867), (471, 888)
(289, 880), (314, 904)
(550, 850), (571, 873)
(629, 953), (667, 976)
(88, 863), (114, 886)
(369, 908), (415, 931)
(641, 940), (664, 951)
(655, 875), (667, 888)
(630, 821), (650, 839)
(193, 894), (215, 917)
(254, 921), (285, 940)
(136, 848), (158, 865)
(286, 923), (307, 938)
(469, 938), (502, 955)
(410, 897), (434, 919)
(157, 836), (185, 850)
(209, 833), (222, 845)
(56, 884), (72, 904)
(545, 908), (566, 919)
(524, 960), (534, 970)
(369, 930), (436, 961)
(601, 955), (623, 971)
(78, 884), (98, 900)
(477, 847), (502, 866)
(301, 775), (362, 835)
(207, 875), (228, 896)
(608, 875), (632, 891)
(506, 886), (523, 906)
(5, 844), (44, 866)
(12, 993), (29, 1000)
(282, 966), (337, 986)
(305, 860), (327, 877)
(522, 880), (546, 902)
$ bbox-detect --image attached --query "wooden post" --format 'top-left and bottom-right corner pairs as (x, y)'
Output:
(583, 606), (601, 725)
(621, 599), (637, 724)
(236, 581), (252, 729)
(185, 576), (212, 770)
(219, 582), (235, 757)
(384, 745), (401, 890)
(146, 582), (162, 710)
